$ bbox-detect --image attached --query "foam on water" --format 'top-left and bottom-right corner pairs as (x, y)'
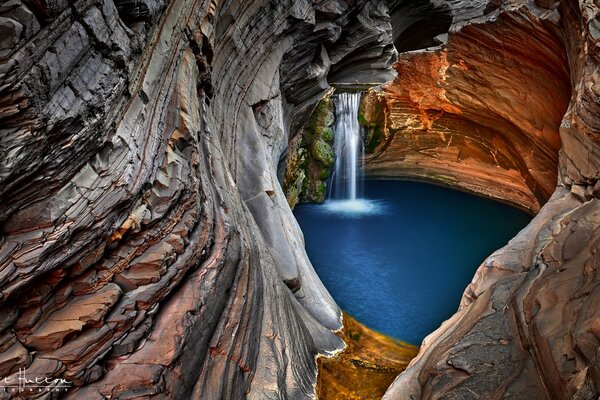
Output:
(321, 199), (387, 217)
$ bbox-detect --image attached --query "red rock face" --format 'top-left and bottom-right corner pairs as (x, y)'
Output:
(381, 2), (600, 399)
(362, 5), (571, 213)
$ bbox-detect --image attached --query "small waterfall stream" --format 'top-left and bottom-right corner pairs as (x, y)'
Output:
(331, 92), (363, 201)
(324, 92), (380, 216)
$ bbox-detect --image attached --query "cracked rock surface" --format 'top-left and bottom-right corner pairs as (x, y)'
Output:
(0, 0), (400, 398)
(0, 0), (599, 399)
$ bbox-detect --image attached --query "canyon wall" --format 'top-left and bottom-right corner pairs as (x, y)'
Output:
(0, 0), (599, 399)
(0, 0), (397, 398)
(360, 2), (571, 213)
(380, 1), (600, 399)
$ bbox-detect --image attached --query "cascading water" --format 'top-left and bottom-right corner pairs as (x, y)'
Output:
(330, 92), (363, 201)
(324, 91), (383, 216)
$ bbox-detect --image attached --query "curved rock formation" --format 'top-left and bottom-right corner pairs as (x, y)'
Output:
(378, 1), (600, 399)
(361, 2), (571, 213)
(0, 0), (598, 399)
(0, 0), (398, 398)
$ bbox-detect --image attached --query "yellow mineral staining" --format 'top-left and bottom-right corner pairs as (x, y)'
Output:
(109, 204), (149, 243)
(316, 313), (418, 400)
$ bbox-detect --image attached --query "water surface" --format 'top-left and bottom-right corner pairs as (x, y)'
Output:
(294, 180), (532, 344)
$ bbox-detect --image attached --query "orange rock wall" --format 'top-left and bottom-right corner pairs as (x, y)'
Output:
(362, 6), (571, 213)
(383, 2), (600, 398)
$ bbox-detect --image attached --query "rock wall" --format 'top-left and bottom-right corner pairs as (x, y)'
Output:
(360, 2), (571, 213)
(1, 0), (599, 399)
(283, 91), (336, 208)
(381, 1), (600, 399)
(0, 0), (398, 398)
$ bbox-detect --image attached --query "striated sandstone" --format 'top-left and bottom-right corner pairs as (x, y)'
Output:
(381, 1), (600, 399)
(361, 2), (571, 213)
(0, 0), (598, 399)
(0, 0), (402, 398)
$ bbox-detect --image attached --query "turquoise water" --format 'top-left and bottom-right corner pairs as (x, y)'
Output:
(293, 180), (532, 344)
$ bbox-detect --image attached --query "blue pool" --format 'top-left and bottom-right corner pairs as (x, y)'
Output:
(293, 180), (532, 344)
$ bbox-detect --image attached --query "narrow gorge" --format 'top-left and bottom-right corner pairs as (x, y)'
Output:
(0, 0), (598, 399)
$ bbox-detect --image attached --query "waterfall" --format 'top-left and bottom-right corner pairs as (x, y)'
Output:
(322, 91), (385, 217)
(330, 92), (363, 201)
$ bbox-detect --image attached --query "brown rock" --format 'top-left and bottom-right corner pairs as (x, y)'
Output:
(381, 1), (600, 399)
(0, 341), (31, 376)
(23, 283), (122, 351)
(0, 0), (598, 399)
(361, 4), (570, 214)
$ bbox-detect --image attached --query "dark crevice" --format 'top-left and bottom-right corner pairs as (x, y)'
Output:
(389, 0), (452, 52)
(113, 0), (167, 27)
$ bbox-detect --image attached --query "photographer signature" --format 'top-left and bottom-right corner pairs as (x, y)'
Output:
(0, 369), (71, 393)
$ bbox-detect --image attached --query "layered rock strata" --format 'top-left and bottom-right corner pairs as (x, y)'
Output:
(360, 2), (571, 213)
(0, 0), (598, 399)
(0, 0), (398, 398)
(380, 1), (600, 399)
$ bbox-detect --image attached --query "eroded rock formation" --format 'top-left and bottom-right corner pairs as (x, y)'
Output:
(0, 0), (599, 399)
(360, 2), (571, 213)
(0, 0), (398, 398)
(377, 1), (600, 399)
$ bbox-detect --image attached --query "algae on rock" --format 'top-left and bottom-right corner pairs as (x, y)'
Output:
(359, 90), (389, 155)
(284, 92), (336, 207)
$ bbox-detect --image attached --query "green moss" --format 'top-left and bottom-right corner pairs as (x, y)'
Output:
(319, 165), (331, 180)
(297, 147), (308, 166)
(366, 125), (384, 153)
(310, 97), (334, 131)
(321, 127), (334, 142)
(312, 180), (328, 202)
(312, 138), (335, 167)
(282, 90), (337, 206)
(357, 105), (368, 126)
(358, 94), (386, 154)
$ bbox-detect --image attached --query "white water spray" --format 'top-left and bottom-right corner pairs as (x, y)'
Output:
(324, 92), (384, 217)
(331, 92), (363, 201)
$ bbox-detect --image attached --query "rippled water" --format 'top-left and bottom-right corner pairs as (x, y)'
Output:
(294, 180), (532, 344)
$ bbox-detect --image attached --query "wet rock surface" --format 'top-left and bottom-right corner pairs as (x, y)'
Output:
(283, 91), (336, 207)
